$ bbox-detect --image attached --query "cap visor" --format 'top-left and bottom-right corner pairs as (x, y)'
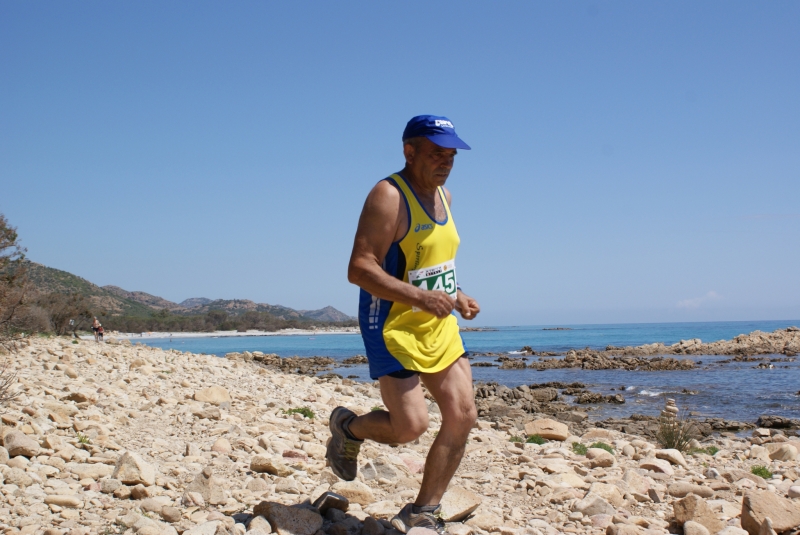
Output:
(426, 133), (471, 150)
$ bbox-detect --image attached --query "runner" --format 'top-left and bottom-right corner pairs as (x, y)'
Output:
(91, 317), (102, 343)
(328, 115), (481, 533)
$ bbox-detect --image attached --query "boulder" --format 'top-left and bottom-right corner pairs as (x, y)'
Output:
(586, 448), (615, 468)
(184, 467), (227, 506)
(655, 448), (688, 468)
(741, 490), (800, 535)
(3, 430), (40, 457)
(194, 386), (232, 405)
(251, 455), (293, 477)
(639, 458), (674, 476)
(524, 418), (569, 441)
(440, 487), (482, 522)
(768, 444), (797, 461)
(682, 521), (710, 535)
(44, 495), (82, 508)
(466, 513), (504, 531)
(667, 482), (714, 498)
(211, 438), (232, 453)
(331, 480), (375, 506)
(113, 451), (156, 486)
(67, 462), (115, 480)
(572, 493), (616, 516)
(673, 494), (725, 534)
(587, 483), (624, 507)
(253, 502), (323, 535)
(606, 525), (643, 535)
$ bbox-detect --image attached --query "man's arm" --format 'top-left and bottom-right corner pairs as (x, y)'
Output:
(348, 181), (456, 318)
(443, 187), (481, 320)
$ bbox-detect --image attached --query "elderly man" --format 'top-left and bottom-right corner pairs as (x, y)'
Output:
(326, 115), (481, 533)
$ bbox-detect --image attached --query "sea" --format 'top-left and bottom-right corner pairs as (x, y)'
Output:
(135, 320), (800, 424)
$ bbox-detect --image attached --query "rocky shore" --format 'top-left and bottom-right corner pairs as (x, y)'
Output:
(485, 329), (800, 371)
(0, 336), (798, 535)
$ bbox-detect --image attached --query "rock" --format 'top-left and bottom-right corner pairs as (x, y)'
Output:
(301, 442), (327, 460)
(768, 444), (797, 461)
(44, 495), (83, 508)
(586, 448), (615, 468)
(101, 478), (122, 494)
(131, 483), (151, 499)
(718, 528), (749, 535)
(184, 467), (227, 506)
(741, 490), (800, 535)
(211, 438), (232, 453)
(758, 517), (777, 535)
(6, 467), (33, 486)
(639, 458), (674, 476)
(3, 430), (40, 457)
(673, 494), (725, 534)
(524, 418), (569, 441)
(251, 455), (293, 476)
(606, 526), (643, 535)
(246, 478), (270, 492)
(113, 451), (156, 486)
(248, 515), (272, 532)
(683, 521), (710, 535)
(587, 483), (624, 507)
(440, 487), (482, 522)
(67, 462), (115, 480)
(573, 494), (617, 516)
(655, 449), (688, 468)
(161, 507), (182, 523)
(185, 521), (223, 535)
(0, 446), (8, 463)
(362, 517), (385, 535)
(194, 386), (232, 405)
(667, 482), (714, 498)
(253, 502), (323, 535)
(331, 481), (375, 506)
(466, 513), (504, 531)
(788, 486), (800, 498)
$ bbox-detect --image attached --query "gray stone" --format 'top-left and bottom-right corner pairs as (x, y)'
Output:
(741, 490), (800, 535)
(3, 430), (40, 457)
(253, 502), (322, 535)
(572, 494), (616, 516)
(184, 467), (227, 506)
(112, 451), (156, 486)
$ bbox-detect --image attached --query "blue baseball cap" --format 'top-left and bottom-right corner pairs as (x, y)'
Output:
(402, 115), (471, 150)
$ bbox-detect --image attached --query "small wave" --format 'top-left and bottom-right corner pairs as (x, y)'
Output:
(508, 350), (526, 355)
(639, 390), (663, 397)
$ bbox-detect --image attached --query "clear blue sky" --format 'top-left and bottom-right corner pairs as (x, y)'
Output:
(2, 2), (799, 326)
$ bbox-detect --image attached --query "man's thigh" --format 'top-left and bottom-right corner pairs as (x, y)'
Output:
(420, 356), (475, 420)
(378, 373), (429, 428)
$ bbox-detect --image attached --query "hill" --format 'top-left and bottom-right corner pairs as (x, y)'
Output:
(23, 260), (354, 322)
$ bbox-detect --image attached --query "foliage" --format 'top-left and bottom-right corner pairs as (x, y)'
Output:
(77, 432), (91, 444)
(0, 214), (28, 348)
(34, 292), (93, 335)
(572, 442), (588, 455)
(589, 441), (614, 454)
(526, 434), (546, 445)
(282, 407), (315, 419)
(371, 406), (383, 412)
(751, 465), (772, 479)
(509, 435), (524, 443)
(690, 445), (719, 456)
(655, 410), (698, 453)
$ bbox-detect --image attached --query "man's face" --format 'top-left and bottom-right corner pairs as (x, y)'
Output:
(404, 138), (457, 187)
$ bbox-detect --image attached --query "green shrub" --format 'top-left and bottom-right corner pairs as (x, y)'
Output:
(526, 434), (546, 445)
(282, 407), (315, 419)
(509, 435), (524, 443)
(371, 406), (383, 412)
(655, 412), (698, 453)
(751, 465), (772, 479)
(572, 442), (588, 455)
(589, 442), (614, 454)
(76, 432), (91, 444)
(690, 445), (719, 456)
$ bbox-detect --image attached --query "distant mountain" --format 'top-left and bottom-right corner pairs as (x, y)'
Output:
(23, 261), (354, 322)
(179, 297), (212, 308)
(23, 262), (153, 316)
(299, 306), (354, 322)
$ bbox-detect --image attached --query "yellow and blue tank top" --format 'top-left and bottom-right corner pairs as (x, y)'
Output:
(358, 173), (466, 379)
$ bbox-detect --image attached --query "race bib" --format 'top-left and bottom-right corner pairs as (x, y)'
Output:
(408, 259), (457, 312)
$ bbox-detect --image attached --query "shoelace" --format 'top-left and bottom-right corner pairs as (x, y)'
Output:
(343, 440), (361, 461)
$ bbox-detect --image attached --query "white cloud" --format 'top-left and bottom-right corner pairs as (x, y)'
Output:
(677, 291), (721, 309)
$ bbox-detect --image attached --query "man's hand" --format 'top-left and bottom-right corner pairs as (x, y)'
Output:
(417, 290), (457, 318)
(455, 290), (480, 320)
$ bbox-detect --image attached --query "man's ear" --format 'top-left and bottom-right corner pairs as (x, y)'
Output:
(403, 143), (415, 165)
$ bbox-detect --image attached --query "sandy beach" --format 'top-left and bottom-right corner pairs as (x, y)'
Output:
(79, 327), (361, 342)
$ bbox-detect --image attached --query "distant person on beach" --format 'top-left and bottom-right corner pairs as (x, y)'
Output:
(328, 115), (480, 533)
(91, 317), (102, 343)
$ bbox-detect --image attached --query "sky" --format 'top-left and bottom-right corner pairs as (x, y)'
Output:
(2, 2), (799, 326)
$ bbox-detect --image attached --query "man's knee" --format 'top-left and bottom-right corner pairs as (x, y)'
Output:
(443, 399), (477, 432)
(393, 412), (429, 443)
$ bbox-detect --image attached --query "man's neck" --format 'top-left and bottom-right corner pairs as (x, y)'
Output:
(400, 166), (438, 197)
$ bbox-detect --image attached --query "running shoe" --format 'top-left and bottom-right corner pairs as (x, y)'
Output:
(326, 406), (362, 481)
(391, 503), (447, 534)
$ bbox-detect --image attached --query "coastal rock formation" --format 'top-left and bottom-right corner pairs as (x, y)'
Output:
(0, 335), (797, 535)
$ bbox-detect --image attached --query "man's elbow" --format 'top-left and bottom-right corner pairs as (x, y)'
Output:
(347, 263), (365, 286)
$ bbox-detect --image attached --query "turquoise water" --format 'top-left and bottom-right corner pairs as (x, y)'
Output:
(137, 320), (800, 423)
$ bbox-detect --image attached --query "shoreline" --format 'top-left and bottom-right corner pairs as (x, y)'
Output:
(79, 327), (361, 341)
